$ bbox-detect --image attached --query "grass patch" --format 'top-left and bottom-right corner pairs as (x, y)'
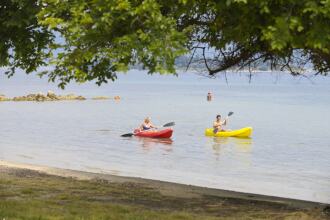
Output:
(0, 167), (327, 220)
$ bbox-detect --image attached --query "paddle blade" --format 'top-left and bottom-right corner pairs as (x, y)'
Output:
(121, 133), (134, 137)
(163, 122), (175, 127)
(228, 111), (234, 117)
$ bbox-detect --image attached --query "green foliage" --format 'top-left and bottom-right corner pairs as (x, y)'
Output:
(38, 0), (188, 88)
(0, 0), (330, 87)
(177, 0), (330, 75)
(0, 0), (53, 75)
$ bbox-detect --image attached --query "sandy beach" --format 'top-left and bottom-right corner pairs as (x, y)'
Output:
(1, 160), (329, 219)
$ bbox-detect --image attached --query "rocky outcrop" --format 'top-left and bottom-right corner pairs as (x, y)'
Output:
(11, 91), (86, 102)
(0, 94), (10, 101)
(92, 96), (120, 100)
(0, 92), (118, 102)
(92, 96), (110, 100)
(47, 91), (59, 100)
(57, 93), (86, 101)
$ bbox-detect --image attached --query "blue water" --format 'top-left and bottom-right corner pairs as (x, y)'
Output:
(0, 69), (329, 203)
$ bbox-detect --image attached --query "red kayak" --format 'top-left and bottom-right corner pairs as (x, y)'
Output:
(134, 128), (173, 138)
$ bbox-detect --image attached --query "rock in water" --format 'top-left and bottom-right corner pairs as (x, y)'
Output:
(76, 96), (86, 100)
(35, 93), (48, 102)
(47, 91), (59, 100)
(58, 94), (86, 100)
(0, 94), (10, 101)
(92, 96), (110, 100)
(11, 92), (86, 101)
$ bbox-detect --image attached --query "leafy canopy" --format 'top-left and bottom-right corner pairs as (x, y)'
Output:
(176, 0), (330, 76)
(38, 0), (188, 88)
(1, 0), (330, 87)
(0, 0), (53, 75)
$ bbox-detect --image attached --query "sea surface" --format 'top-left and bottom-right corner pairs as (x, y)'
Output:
(0, 69), (329, 203)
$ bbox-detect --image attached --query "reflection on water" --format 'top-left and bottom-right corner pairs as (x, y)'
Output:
(233, 138), (253, 153)
(136, 137), (173, 153)
(211, 137), (229, 158)
(207, 137), (253, 166)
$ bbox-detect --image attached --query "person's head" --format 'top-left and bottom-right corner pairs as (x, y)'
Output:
(144, 117), (151, 123)
(216, 115), (221, 121)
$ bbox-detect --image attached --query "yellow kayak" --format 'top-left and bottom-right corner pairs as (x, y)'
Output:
(205, 127), (253, 138)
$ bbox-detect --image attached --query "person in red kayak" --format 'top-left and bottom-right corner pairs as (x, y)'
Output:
(140, 117), (158, 131)
(213, 114), (227, 133)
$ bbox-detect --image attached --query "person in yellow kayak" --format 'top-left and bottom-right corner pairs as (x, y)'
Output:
(213, 114), (227, 133)
(140, 117), (158, 131)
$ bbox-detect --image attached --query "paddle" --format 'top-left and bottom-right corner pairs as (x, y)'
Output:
(213, 112), (234, 133)
(121, 122), (175, 137)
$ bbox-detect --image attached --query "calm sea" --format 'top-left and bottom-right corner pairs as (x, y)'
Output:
(0, 69), (329, 203)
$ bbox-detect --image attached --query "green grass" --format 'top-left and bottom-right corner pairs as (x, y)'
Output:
(0, 167), (327, 220)
(0, 200), (222, 220)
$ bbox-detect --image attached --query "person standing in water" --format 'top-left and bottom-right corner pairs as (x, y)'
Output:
(213, 114), (227, 133)
(207, 92), (212, 101)
(140, 117), (157, 131)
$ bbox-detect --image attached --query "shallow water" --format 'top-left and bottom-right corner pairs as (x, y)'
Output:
(0, 70), (329, 203)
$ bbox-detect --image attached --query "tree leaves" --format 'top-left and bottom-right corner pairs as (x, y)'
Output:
(35, 0), (187, 87)
(1, 0), (329, 87)
(179, 0), (330, 76)
(0, 0), (53, 76)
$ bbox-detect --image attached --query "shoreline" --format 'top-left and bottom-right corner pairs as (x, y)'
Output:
(1, 160), (328, 209)
(1, 159), (329, 219)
